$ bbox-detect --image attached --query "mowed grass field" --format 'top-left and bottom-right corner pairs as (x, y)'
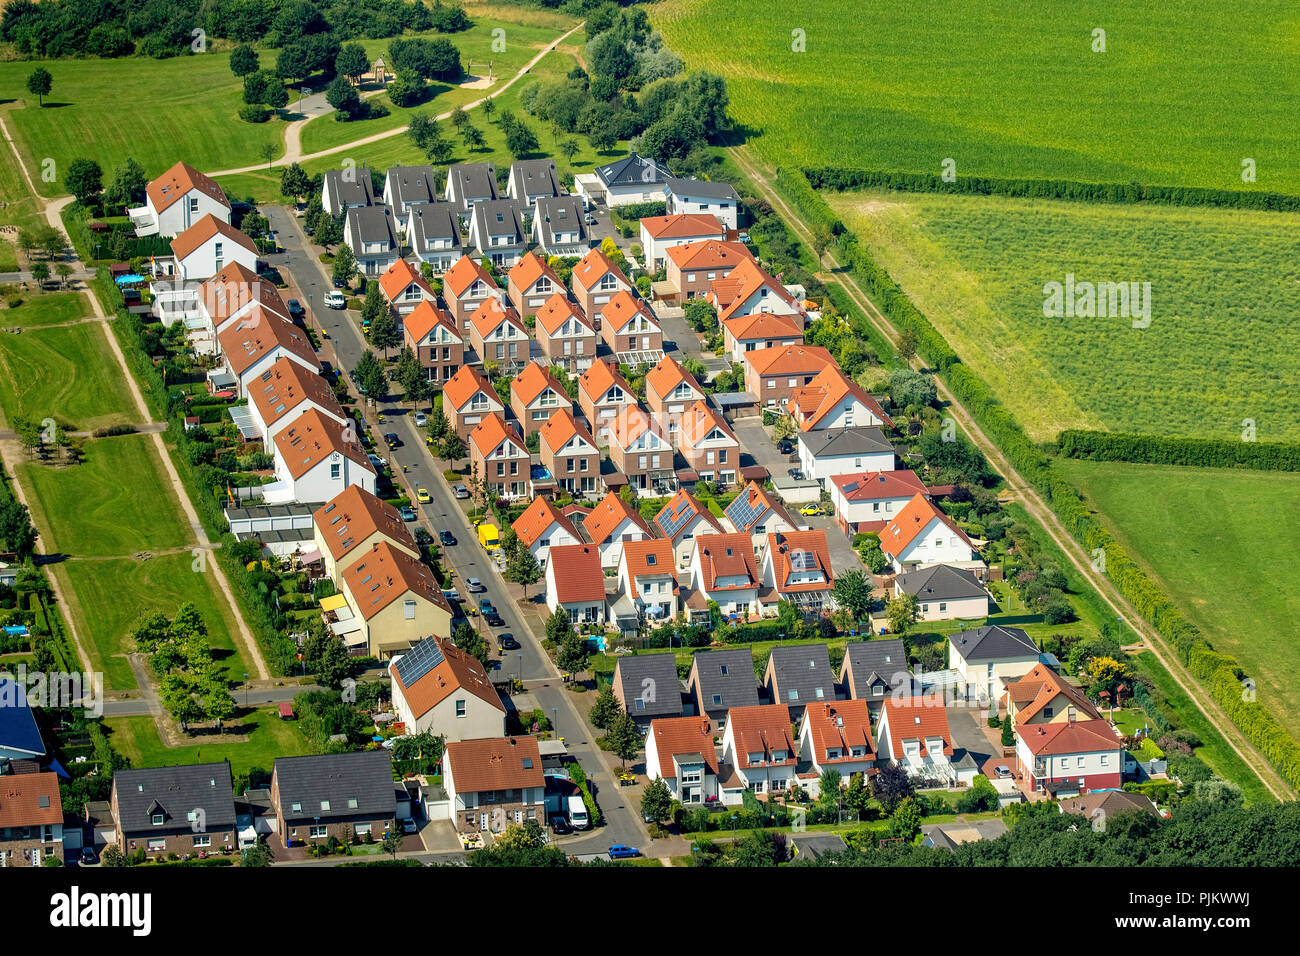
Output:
(0, 291), (90, 328)
(655, 0), (1300, 193)
(1058, 459), (1300, 742)
(103, 708), (312, 776)
(0, 320), (137, 430)
(827, 190), (1300, 442)
(61, 553), (247, 690)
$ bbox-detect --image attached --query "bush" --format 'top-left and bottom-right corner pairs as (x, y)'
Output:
(1059, 429), (1300, 472)
(238, 105), (272, 123)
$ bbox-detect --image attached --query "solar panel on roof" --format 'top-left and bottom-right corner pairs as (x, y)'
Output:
(658, 497), (696, 539)
(394, 638), (445, 686)
(725, 493), (766, 532)
(790, 550), (817, 570)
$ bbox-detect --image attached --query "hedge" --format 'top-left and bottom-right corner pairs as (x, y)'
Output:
(803, 166), (1300, 213)
(1058, 429), (1300, 471)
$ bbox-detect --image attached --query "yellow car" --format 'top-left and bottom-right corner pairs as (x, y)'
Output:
(416, 488), (431, 503)
(799, 504), (823, 516)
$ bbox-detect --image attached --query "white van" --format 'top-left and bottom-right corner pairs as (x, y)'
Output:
(566, 794), (590, 830)
(324, 290), (346, 309)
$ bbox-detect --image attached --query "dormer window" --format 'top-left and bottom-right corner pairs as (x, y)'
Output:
(151, 813), (165, 826)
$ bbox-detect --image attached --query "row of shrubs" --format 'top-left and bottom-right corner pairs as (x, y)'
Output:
(1058, 429), (1300, 471)
(802, 166), (1300, 212)
(768, 168), (1300, 791)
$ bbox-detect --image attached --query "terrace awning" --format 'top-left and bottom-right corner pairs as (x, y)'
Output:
(227, 404), (261, 441)
(319, 593), (348, 612)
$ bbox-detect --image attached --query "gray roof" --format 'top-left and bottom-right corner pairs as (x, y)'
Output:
(922, 827), (959, 851)
(597, 152), (673, 187)
(509, 159), (562, 201)
(446, 162), (499, 210)
(666, 177), (738, 201)
(690, 648), (760, 715)
(385, 165), (438, 220)
(894, 564), (988, 602)
(792, 832), (847, 860)
(949, 624), (1038, 662)
(533, 196), (588, 248)
(324, 167), (376, 211)
(113, 762), (237, 835)
(798, 426), (893, 459)
(765, 643), (834, 708)
(472, 199), (527, 246)
(409, 202), (462, 253)
(613, 654), (683, 719)
(345, 204), (399, 249)
(272, 752), (397, 824)
(840, 639), (916, 698)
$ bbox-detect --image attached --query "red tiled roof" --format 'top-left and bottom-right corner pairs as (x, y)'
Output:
(665, 239), (753, 271)
(791, 365), (893, 430)
(722, 311), (804, 343)
(508, 251), (563, 294)
(546, 544), (605, 603)
(147, 161), (229, 214)
(600, 289), (659, 335)
(727, 704), (796, 769)
(571, 247), (630, 293)
(608, 403), (663, 451)
(170, 213), (257, 262)
(879, 696), (954, 760)
(445, 736), (545, 793)
(832, 469), (927, 501)
(273, 408), (373, 480)
(197, 262), (288, 326)
(622, 537), (676, 586)
(378, 258), (432, 302)
(878, 494), (973, 558)
(678, 399), (737, 452)
(649, 716), (717, 779)
(341, 540), (450, 621)
(579, 359), (631, 405)
(534, 293), (592, 337)
(391, 637), (504, 719)
(802, 700), (875, 763)
(1005, 663), (1101, 724)
(0, 771), (62, 829)
(1016, 719), (1122, 757)
(538, 408), (595, 456)
(403, 299), (460, 345)
(469, 411), (525, 458)
(766, 529), (834, 594)
(743, 343), (834, 379)
(248, 355), (344, 430)
(313, 485), (417, 562)
(442, 364), (499, 414)
(641, 212), (725, 240)
(442, 255), (498, 298)
(582, 491), (652, 546)
(696, 533), (759, 591)
(645, 354), (702, 405)
(511, 361), (569, 409)
(469, 296), (524, 340)
(512, 496), (579, 548)
(714, 258), (799, 323)
(217, 308), (318, 377)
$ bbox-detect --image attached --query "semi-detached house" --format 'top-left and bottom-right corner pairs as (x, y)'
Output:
(442, 364), (503, 441)
(265, 408), (376, 505)
(130, 160), (230, 238)
(538, 409), (601, 497)
(312, 484), (421, 582)
(534, 293), (596, 373)
(339, 540), (453, 658)
(509, 361), (571, 437)
(389, 637), (505, 741)
(468, 412), (530, 500)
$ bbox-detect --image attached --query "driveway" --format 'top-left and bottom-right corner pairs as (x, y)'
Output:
(731, 416), (791, 479)
(947, 705), (997, 771)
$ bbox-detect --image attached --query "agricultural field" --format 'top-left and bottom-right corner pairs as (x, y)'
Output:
(1058, 458), (1300, 742)
(0, 320), (138, 430)
(827, 190), (1300, 442)
(655, 0), (1300, 193)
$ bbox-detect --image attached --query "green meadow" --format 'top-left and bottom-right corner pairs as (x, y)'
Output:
(0, 320), (137, 430)
(103, 708), (312, 775)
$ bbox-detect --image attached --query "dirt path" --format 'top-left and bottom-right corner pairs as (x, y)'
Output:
(206, 22), (586, 177)
(727, 144), (1294, 802)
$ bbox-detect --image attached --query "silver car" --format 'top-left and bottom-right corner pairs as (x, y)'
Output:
(453, 484), (469, 499)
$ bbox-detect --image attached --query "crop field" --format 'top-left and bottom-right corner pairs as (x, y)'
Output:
(655, 0), (1300, 193)
(1058, 459), (1300, 742)
(827, 190), (1300, 442)
(0, 320), (137, 430)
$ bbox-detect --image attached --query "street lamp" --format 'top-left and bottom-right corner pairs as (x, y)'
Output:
(517, 653), (523, 683)
(552, 707), (558, 743)
(243, 672), (249, 709)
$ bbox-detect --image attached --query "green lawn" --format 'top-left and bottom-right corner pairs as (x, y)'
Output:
(656, 0), (1300, 193)
(103, 707), (312, 776)
(17, 433), (192, 556)
(1059, 458), (1300, 744)
(60, 552), (247, 690)
(0, 291), (91, 328)
(0, 320), (137, 430)
(828, 190), (1300, 442)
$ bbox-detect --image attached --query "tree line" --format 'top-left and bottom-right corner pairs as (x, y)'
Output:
(1058, 429), (1300, 471)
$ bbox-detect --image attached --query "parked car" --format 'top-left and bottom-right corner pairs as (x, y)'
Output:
(466, 578), (486, 593)
(384, 432), (401, 448)
(787, 468), (803, 480)
(441, 587), (461, 603)
(551, 817), (572, 835)
(439, 530), (457, 547)
(416, 488), (431, 503)
(608, 844), (640, 859)
(400, 818), (418, 834)
(367, 453), (386, 471)
(324, 290), (345, 309)
(776, 438), (794, 455)
(287, 298), (305, 320)
(80, 846), (97, 865)
(799, 503), (823, 516)
(484, 612), (505, 628)
(498, 633), (520, 650)
(398, 506), (417, 522)
(453, 484), (470, 499)
(478, 597), (494, 613)
(584, 213), (598, 225)
(333, 275), (348, 289)
(414, 412), (427, 427)
(994, 765), (1012, 779)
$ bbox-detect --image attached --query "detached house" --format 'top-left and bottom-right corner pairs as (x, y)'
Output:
(130, 160), (230, 238)
(511, 495), (582, 568)
(378, 258), (435, 323)
(710, 257), (803, 327)
(111, 763), (237, 857)
(686, 648), (761, 727)
(599, 289), (662, 359)
(763, 643), (836, 719)
(216, 309), (318, 398)
(468, 296), (529, 370)
(506, 158), (562, 207)
(578, 151), (673, 207)
(840, 638), (917, 709)
(390, 637), (506, 741)
(580, 490), (654, 569)
(645, 716), (719, 804)
(402, 299), (463, 385)
(443, 736), (545, 833)
(444, 162), (499, 214)
(664, 178), (740, 229)
(160, 214), (258, 284)
(245, 354), (347, 444)
(266, 408), (376, 504)
(665, 239), (753, 302)
(827, 468), (925, 534)
(195, 262), (289, 349)
(578, 359), (636, 444)
(507, 251), (565, 318)
(312, 484), (420, 581)
(689, 533), (761, 617)
(893, 564), (991, 622)
(742, 343), (835, 409)
(1015, 720), (1124, 796)
(653, 489), (725, 568)
(535, 293), (596, 373)
(948, 625), (1041, 703)
(724, 482), (796, 550)
(878, 493), (979, 574)
(271, 752), (397, 845)
(677, 400), (739, 487)
(645, 354), (705, 429)
(468, 198), (528, 268)
(538, 409), (601, 497)
(1003, 663), (1101, 727)
(383, 164), (438, 234)
(719, 704), (797, 802)
(408, 201), (463, 273)
(532, 196), (588, 256)
(543, 544), (607, 625)
(322, 166), (376, 217)
(639, 212), (726, 271)
(442, 364), (503, 441)
(469, 413), (530, 500)
(761, 529), (835, 610)
(345, 205), (401, 277)
(0, 771), (63, 867)
(440, 254), (500, 333)
(571, 248), (633, 326)
(798, 700), (877, 791)
(875, 696), (956, 782)
(607, 404), (675, 496)
(790, 365), (892, 432)
(613, 648), (683, 725)
(509, 361), (571, 437)
(722, 311), (804, 365)
(339, 540), (453, 658)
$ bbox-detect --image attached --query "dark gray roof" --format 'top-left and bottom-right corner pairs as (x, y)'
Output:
(224, 502), (321, 521)
(792, 832), (847, 860)
(949, 624), (1038, 662)
(765, 643), (834, 708)
(533, 196), (588, 247)
(613, 654), (683, 719)
(894, 564), (988, 602)
(597, 152), (673, 187)
(384, 165), (438, 220)
(509, 159), (562, 201)
(272, 752), (396, 823)
(345, 204), (399, 249)
(690, 648), (760, 714)
(666, 177), (738, 201)
(446, 163), (499, 210)
(840, 639), (916, 698)
(113, 762), (237, 835)
(471, 199), (526, 246)
(324, 167), (376, 211)
(922, 827), (959, 851)
(798, 426), (893, 459)
(409, 202), (462, 254)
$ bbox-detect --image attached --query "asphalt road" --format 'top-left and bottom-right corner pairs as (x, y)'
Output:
(264, 207), (647, 855)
